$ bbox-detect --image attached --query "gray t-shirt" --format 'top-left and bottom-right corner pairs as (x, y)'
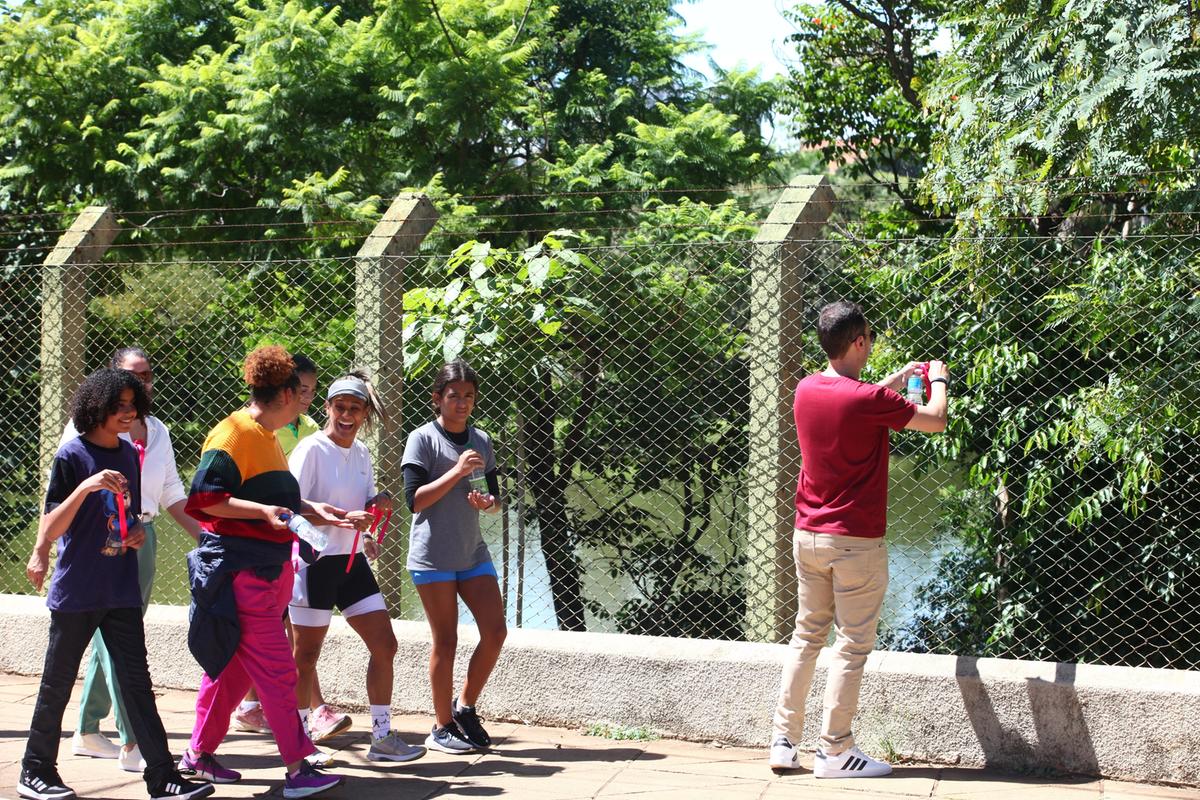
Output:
(402, 421), (496, 571)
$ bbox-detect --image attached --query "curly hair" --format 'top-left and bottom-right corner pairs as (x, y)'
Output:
(243, 345), (300, 404)
(70, 368), (149, 434)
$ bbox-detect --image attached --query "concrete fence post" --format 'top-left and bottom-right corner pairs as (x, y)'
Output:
(39, 206), (119, 481)
(354, 192), (438, 513)
(744, 177), (836, 643)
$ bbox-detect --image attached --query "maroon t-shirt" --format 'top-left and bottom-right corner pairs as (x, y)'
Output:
(793, 373), (916, 538)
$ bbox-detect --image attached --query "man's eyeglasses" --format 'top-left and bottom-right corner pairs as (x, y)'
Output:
(859, 329), (878, 343)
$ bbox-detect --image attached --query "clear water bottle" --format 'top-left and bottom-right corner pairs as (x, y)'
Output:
(467, 429), (488, 493)
(906, 371), (924, 404)
(282, 511), (328, 552)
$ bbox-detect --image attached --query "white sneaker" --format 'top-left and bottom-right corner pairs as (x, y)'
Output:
(72, 731), (120, 759)
(303, 748), (334, 768)
(813, 745), (892, 778)
(768, 736), (801, 771)
(118, 744), (146, 772)
(367, 731), (427, 763)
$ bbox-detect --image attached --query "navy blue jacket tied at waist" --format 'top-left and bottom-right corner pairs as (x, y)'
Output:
(186, 531), (292, 680)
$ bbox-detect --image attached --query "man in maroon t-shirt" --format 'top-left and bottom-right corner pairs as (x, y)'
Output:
(769, 300), (948, 778)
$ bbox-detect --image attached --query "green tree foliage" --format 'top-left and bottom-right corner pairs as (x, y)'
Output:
(775, 0), (1200, 666)
(782, 0), (946, 207)
(923, 0), (1200, 224)
(864, 0), (1200, 667)
(402, 203), (758, 633)
(0, 0), (779, 255)
(0, 0), (781, 630)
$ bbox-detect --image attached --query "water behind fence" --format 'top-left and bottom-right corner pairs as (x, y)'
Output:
(2, 196), (1198, 672)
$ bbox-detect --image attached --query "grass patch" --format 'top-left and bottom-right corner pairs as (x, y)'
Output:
(583, 722), (660, 741)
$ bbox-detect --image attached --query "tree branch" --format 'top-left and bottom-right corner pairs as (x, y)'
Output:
(511, 0), (533, 46)
(831, 0), (888, 30)
(832, 0), (921, 108)
(428, 0), (465, 64)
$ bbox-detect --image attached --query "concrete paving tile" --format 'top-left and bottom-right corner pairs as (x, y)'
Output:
(0, 675), (1194, 800)
(829, 772), (940, 796)
(763, 783), (902, 799)
(484, 742), (647, 767)
(601, 765), (762, 791)
(437, 775), (617, 799)
(936, 780), (1102, 799)
(625, 747), (761, 771)
(637, 738), (761, 760)
(760, 767), (938, 797)
(631, 756), (783, 782)
(598, 788), (765, 800)
(1101, 782), (1200, 800)
(456, 754), (581, 780)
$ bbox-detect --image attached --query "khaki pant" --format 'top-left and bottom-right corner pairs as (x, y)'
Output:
(772, 528), (888, 755)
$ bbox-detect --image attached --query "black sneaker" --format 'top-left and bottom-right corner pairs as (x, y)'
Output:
(18, 768), (75, 800)
(150, 770), (216, 800)
(452, 699), (491, 748)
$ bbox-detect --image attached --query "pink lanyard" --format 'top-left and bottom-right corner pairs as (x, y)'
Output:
(115, 438), (146, 541)
(115, 491), (128, 541)
(344, 505), (392, 573)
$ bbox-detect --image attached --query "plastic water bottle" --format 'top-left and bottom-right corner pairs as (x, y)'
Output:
(467, 429), (488, 493)
(282, 511), (328, 552)
(906, 371), (924, 405)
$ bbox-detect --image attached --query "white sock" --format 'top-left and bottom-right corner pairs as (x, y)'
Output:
(238, 700), (260, 713)
(370, 705), (391, 739)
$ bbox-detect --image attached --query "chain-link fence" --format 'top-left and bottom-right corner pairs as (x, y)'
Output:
(2, 200), (1199, 673)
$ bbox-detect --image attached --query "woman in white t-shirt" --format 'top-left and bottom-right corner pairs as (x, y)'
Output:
(286, 371), (426, 764)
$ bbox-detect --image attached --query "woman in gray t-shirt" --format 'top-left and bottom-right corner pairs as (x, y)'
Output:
(401, 360), (505, 756)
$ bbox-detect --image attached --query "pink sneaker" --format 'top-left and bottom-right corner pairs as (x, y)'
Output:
(307, 706), (351, 743)
(233, 706), (271, 734)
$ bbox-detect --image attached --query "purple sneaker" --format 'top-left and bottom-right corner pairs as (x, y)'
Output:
(178, 750), (241, 784)
(283, 763), (342, 799)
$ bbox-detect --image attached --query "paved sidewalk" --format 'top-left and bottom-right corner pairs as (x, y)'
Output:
(0, 673), (1195, 800)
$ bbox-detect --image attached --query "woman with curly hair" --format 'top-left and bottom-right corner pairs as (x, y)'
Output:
(65, 347), (203, 773)
(20, 368), (213, 800)
(181, 346), (350, 799)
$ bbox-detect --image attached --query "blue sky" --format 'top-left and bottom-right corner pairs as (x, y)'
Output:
(677, 0), (795, 81)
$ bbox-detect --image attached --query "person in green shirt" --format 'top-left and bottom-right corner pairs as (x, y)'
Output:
(275, 354), (320, 458)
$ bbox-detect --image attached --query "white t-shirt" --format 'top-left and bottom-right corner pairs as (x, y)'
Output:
(288, 431), (377, 558)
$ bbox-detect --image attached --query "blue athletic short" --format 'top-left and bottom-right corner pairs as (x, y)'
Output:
(409, 561), (498, 586)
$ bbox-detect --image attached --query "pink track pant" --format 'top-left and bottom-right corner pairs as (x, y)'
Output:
(189, 568), (315, 765)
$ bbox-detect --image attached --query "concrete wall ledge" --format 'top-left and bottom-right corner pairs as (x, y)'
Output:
(0, 594), (1195, 786)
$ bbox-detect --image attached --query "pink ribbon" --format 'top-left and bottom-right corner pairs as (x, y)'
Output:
(345, 505), (385, 574)
(115, 491), (128, 542)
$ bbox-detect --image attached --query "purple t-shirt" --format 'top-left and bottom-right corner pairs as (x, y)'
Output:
(44, 436), (143, 612)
